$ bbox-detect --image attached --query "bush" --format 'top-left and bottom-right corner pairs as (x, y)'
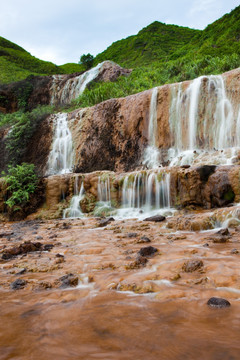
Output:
(4, 105), (53, 166)
(3, 163), (38, 210)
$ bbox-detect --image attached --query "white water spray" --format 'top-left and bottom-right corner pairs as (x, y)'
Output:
(47, 113), (73, 175)
(143, 87), (160, 169)
(63, 177), (85, 218)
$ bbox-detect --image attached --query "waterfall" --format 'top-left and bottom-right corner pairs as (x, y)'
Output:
(63, 178), (85, 218)
(98, 176), (111, 204)
(47, 113), (73, 175)
(50, 62), (107, 105)
(168, 74), (237, 166)
(143, 87), (160, 169)
(121, 170), (170, 214)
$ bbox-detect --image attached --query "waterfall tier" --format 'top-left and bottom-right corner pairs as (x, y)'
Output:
(168, 74), (239, 166)
(63, 176), (85, 218)
(47, 113), (73, 175)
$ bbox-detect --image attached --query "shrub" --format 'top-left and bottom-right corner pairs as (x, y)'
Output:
(3, 163), (38, 210)
(4, 105), (53, 166)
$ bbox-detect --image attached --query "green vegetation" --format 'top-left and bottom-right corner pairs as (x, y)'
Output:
(3, 163), (38, 209)
(67, 5), (239, 108)
(79, 53), (94, 70)
(0, 105), (53, 166)
(0, 36), (84, 84)
(0, 5), (239, 108)
(94, 22), (199, 67)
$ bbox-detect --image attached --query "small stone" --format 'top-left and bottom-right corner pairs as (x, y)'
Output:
(138, 246), (158, 257)
(231, 248), (239, 254)
(36, 236), (43, 240)
(207, 297), (231, 308)
(127, 255), (148, 269)
(15, 268), (27, 275)
(43, 244), (54, 251)
(49, 234), (57, 239)
(59, 274), (78, 288)
(56, 253), (64, 258)
(127, 232), (138, 238)
(217, 228), (230, 236)
(11, 279), (27, 290)
(143, 215), (166, 222)
(203, 243), (209, 247)
(98, 217), (115, 227)
(182, 259), (204, 272)
(137, 236), (151, 243)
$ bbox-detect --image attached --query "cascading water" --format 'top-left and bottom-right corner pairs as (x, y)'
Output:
(143, 87), (160, 169)
(50, 62), (107, 106)
(168, 74), (238, 166)
(118, 170), (171, 218)
(47, 113), (73, 175)
(63, 177), (85, 218)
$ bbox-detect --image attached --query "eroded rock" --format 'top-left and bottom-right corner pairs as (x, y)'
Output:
(182, 260), (204, 272)
(138, 246), (158, 257)
(11, 279), (27, 290)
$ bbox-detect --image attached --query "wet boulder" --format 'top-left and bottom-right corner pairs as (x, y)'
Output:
(182, 259), (204, 272)
(11, 279), (27, 290)
(59, 273), (79, 288)
(143, 215), (166, 222)
(138, 246), (158, 257)
(207, 297), (231, 308)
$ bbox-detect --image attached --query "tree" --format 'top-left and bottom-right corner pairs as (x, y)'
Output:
(78, 53), (94, 70)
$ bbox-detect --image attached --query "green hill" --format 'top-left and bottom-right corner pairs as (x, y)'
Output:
(0, 36), (83, 84)
(0, 5), (240, 96)
(94, 22), (200, 67)
(73, 5), (240, 109)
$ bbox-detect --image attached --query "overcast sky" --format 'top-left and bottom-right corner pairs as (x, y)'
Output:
(0, 0), (239, 65)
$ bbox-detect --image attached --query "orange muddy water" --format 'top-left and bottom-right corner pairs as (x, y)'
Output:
(0, 217), (240, 360)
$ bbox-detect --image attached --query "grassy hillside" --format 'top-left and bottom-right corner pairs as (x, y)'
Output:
(71, 5), (240, 109)
(0, 5), (239, 96)
(94, 22), (199, 67)
(0, 36), (83, 84)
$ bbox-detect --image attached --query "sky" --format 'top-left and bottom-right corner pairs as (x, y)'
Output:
(0, 0), (239, 65)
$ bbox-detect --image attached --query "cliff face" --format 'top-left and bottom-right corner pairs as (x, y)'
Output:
(69, 91), (151, 173)
(0, 61), (131, 112)
(1, 67), (240, 220)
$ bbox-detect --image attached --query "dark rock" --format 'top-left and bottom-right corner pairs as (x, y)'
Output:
(207, 297), (231, 308)
(231, 248), (239, 254)
(196, 165), (216, 182)
(203, 243), (209, 247)
(36, 236), (43, 240)
(217, 228), (230, 236)
(49, 234), (57, 239)
(138, 246), (158, 257)
(56, 253), (64, 258)
(212, 235), (229, 243)
(137, 236), (151, 243)
(59, 273), (78, 288)
(127, 255), (148, 269)
(15, 268), (27, 275)
(11, 279), (27, 290)
(182, 259), (204, 272)
(1, 241), (43, 260)
(143, 215), (166, 222)
(0, 231), (14, 238)
(127, 232), (138, 238)
(61, 222), (71, 230)
(181, 165), (190, 169)
(43, 244), (54, 251)
(98, 217), (115, 227)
